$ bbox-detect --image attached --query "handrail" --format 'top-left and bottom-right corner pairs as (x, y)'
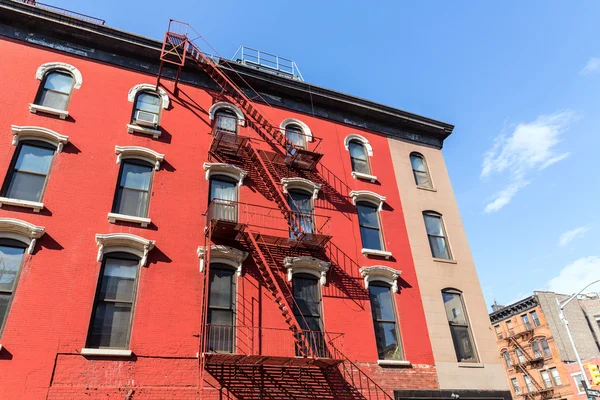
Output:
(20, 1), (106, 25)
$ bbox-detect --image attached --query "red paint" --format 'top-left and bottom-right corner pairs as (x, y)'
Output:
(0, 37), (438, 398)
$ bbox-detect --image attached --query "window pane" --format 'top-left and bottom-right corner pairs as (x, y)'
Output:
(511, 378), (520, 394)
(524, 375), (533, 391)
(6, 171), (47, 202)
(531, 311), (540, 326)
(532, 340), (542, 358)
(351, 158), (370, 174)
(44, 72), (73, 93)
(349, 142), (367, 161)
(120, 163), (152, 190)
(442, 292), (467, 325)
(541, 338), (551, 356)
(207, 314), (234, 353)
(573, 374), (585, 393)
(289, 190), (312, 213)
(99, 257), (138, 302)
(0, 245), (26, 292)
(87, 302), (132, 348)
(541, 371), (552, 388)
(216, 113), (237, 134)
(424, 214), (443, 235)
(0, 293), (10, 330)
(135, 92), (161, 114)
(208, 308), (234, 325)
(286, 126), (305, 149)
(360, 227), (382, 250)
(15, 144), (54, 174)
(503, 351), (512, 366)
(414, 170), (431, 187)
(374, 321), (401, 360)
(293, 276), (321, 318)
(550, 368), (562, 385)
(357, 203), (379, 228)
(210, 178), (237, 202)
(450, 325), (476, 362)
(209, 267), (234, 309)
(114, 187), (149, 217)
(428, 236), (450, 259)
(39, 90), (69, 110)
(410, 155), (426, 172)
(369, 285), (395, 321)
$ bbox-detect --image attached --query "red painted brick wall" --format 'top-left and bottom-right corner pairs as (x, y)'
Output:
(0, 36), (438, 398)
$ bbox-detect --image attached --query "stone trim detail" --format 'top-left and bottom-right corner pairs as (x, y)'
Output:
(197, 245), (249, 276)
(115, 146), (164, 171)
(281, 178), (321, 200)
(0, 197), (44, 213)
(35, 62), (82, 89)
(11, 125), (69, 152)
(284, 256), (331, 286)
(95, 233), (155, 267)
(280, 118), (313, 142)
(344, 133), (373, 156)
(203, 163), (247, 186)
(208, 102), (245, 126)
(360, 265), (401, 293)
(0, 218), (45, 254)
(127, 83), (170, 109)
(350, 190), (386, 211)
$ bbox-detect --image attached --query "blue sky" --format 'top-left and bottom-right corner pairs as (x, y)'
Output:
(49, 0), (600, 308)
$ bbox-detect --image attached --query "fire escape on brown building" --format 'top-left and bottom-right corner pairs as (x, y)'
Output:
(157, 20), (394, 400)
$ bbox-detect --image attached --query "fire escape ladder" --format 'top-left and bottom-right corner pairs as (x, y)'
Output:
(509, 338), (545, 394)
(244, 231), (314, 358)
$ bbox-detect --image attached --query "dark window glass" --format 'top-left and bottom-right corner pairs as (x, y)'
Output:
(540, 338), (551, 357)
(541, 370), (552, 388)
(286, 124), (306, 151)
(410, 153), (432, 188)
(215, 109), (238, 134)
(112, 161), (153, 218)
(35, 71), (74, 110)
(207, 264), (236, 353)
(87, 254), (139, 349)
(522, 314), (531, 330)
(132, 92), (161, 124)
(442, 290), (478, 362)
(288, 189), (314, 235)
(357, 201), (383, 250)
(1, 141), (56, 202)
(532, 340), (542, 358)
(502, 351), (512, 367)
(348, 140), (370, 175)
(369, 283), (402, 360)
(292, 273), (326, 357)
(423, 212), (451, 259)
(0, 240), (27, 335)
(511, 378), (520, 395)
(531, 311), (540, 327)
(208, 175), (238, 222)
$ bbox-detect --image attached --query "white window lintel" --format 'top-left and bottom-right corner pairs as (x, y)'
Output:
(11, 125), (69, 153)
(0, 218), (45, 254)
(115, 146), (164, 171)
(360, 265), (401, 292)
(203, 163), (247, 186)
(350, 190), (386, 211)
(127, 84), (170, 109)
(197, 245), (249, 276)
(35, 62), (83, 89)
(209, 102), (245, 126)
(281, 178), (321, 200)
(280, 118), (313, 142)
(284, 256), (331, 286)
(81, 348), (132, 357)
(95, 233), (155, 267)
(344, 133), (373, 156)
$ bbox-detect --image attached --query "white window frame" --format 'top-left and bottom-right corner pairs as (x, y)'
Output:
(359, 266), (401, 293)
(95, 233), (155, 267)
(204, 163), (247, 186)
(571, 372), (586, 394)
(209, 102), (245, 126)
(344, 134), (376, 182)
(281, 177), (321, 200)
(197, 245), (249, 276)
(280, 118), (313, 144)
(30, 62), (82, 119)
(284, 256), (330, 286)
(0, 218), (45, 254)
(126, 84), (170, 138)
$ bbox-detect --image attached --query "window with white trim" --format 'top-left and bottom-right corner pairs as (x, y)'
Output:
(357, 201), (384, 251)
(112, 160), (154, 220)
(502, 350), (512, 367)
(292, 272), (326, 357)
(34, 70), (74, 111)
(215, 109), (238, 135)
(209, 174), (239, 223)
(288, 189), (314, 236)
(572, 373), (585, 394)
(540, 370), (552, 388)
(0, 239), (28, 336)
(131, 91), (161, 128)
(348, 140), (371, 175)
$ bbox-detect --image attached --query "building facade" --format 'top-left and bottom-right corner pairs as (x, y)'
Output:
(490, 292), (600, 399)
(0, 1), (508, 399)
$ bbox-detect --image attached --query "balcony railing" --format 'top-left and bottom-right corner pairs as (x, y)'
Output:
(496, 321), (540, 340)
(206, 199), (331, 246)
(21, 1), (106, 25)
(203, 324), (344, 366)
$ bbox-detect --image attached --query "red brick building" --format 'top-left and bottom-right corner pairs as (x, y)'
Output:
(0, 1), (509, 399)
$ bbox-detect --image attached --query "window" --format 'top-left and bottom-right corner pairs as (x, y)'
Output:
(86, 253), (140, 349)
(348, 140), (371, 175)
(285, 124), (306, 153)
(357, 201), (384, 250)
(132, 91), (161, 127)
(540, 370), (552, 388)
(209, 175), (239, 222)
(1, 141), (56, 203)
(522, 314), (531, 330)
(540, 338), (551, 357)
(515, 347), (525, 363)
(531, 311), (540, 327)
(572, 373), (585, 394)
(511, 378), (521, 395)
(112, 160), (153, 219)
(442, 290), (478, 362)
(524, 375), (534, 392)
(531, 340), (542, 358)
(423, 212), (451, 259)
(369, 282), (402, 360)
(0, 239), (27, 336)
(502, 350), (512, 367)
(506, 320), (513, 335)
(549, 367), (562, 386)
(207, 263), (236, 353)
(292, 273), (325, 357)
(215, 109), (238, 135)
(495, 325), (503, 339)
(34, 70), (74, 111)
(288, 189), (314, 235)
(410, 153), (432, 188)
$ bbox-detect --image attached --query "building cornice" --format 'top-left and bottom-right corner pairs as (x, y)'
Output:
(489, 295), (538, 324)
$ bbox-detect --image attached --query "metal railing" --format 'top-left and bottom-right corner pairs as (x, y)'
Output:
(20, 1), (106, 25)
(206, 199), (331, 239)
(496, 321), (540, 340)
(205, 324), (344, 360)
(233, 46), (304, 81)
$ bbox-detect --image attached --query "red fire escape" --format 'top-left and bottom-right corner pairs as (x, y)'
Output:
(157, 20), (393, 400)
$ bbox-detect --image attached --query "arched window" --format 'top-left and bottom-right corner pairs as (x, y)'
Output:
(348, 140), (371, 175)
(292, 272), (325, 357)
(215, 109), (238, 135)
(34, 70), (74, 111)
(502, 350), (512, 367)
(423, 211), (451, 260)
(207, 263), (237, 353)
(0, 239), (28, 336)
(368, 280), (403, 361)
(442, 289), (478, 363)
(1, 140), (57, 205)
(131, 91), (162, 128)
(285, 124), (307, 150)
(410, 153), (432, 188)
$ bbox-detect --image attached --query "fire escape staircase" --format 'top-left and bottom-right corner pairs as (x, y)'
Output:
(158, 20), (393, 400)
(508, 336), (552, 398)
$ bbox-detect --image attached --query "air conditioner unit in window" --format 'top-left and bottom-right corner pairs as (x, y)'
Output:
(134, 110), (159, 128)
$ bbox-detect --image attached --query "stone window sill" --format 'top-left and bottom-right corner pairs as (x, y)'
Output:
(362, 248), (392, 259)
(0, 197), (44, 212)
(433, 257), (457, 264)
(458, 362), (484, 368)
(81, 348), (132, 357)
(108, 212), (151, 227)
(29, 103), (69, 120)
(377, 359), (411, 367)
(351, 171), (377, 183)
(127, 124), (161, 139)
(416, 185), (436, 192)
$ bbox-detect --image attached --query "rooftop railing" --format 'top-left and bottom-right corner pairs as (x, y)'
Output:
(20, 1), (106, 25)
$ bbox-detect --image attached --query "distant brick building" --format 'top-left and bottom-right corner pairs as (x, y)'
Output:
(0, 1), (508, 398)
(490, 291), (600, 399)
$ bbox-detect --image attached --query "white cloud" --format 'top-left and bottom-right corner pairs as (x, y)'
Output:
(580, 57), (600, 76)
(482, 111), (575, 213)
(558, 226), (590, 247)
(546, 256), (600, 294)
